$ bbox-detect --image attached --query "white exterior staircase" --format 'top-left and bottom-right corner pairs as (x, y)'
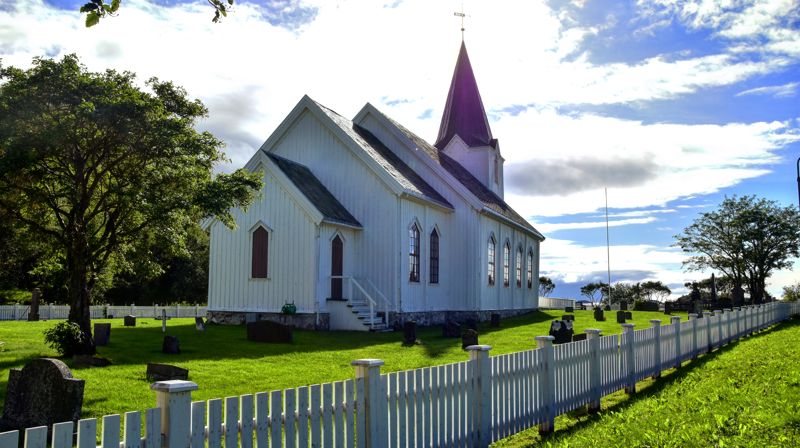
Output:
(328, 276), (391, 332)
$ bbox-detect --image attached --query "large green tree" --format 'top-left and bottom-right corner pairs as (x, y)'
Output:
(538, 276), (555, 297)
(675, 196), (800, 304)
(0, 55), (261, 353)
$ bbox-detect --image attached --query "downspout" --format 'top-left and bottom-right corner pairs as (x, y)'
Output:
(396, 196), (402, 315)
(315, 226), (321, 328)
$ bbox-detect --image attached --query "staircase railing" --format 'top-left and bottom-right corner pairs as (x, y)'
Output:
(330, 276), (390, 329)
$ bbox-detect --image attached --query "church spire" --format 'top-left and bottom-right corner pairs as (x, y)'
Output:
(434, 41), (495, 150)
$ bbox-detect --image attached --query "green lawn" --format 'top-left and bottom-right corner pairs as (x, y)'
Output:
(0, 309), (681, 419)
(494, 317), (800, 448)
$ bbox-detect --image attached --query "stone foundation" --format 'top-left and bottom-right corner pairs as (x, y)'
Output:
(387, 308), (538, 328)
(207, 311), (330, 330)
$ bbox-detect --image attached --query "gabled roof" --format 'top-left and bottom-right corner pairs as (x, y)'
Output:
(435, 41), (495, 150)
(365, 106), (544, 240)
(266, 153), (362, 228)
(312, 100), (453, 210)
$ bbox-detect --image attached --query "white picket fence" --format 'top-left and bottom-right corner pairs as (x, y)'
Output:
(0, 304), (206, 321)
(1, 302), (798, 448)
(538, 297), (576, 310)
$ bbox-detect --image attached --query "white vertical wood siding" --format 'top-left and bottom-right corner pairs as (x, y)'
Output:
(208, 168), (318, 314)
(479, 215), (540, 311)
(270, 110), (398, 310)
(316, 225), (358, 309)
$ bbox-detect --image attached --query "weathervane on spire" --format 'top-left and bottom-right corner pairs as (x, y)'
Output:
(454, 3), (468, 40)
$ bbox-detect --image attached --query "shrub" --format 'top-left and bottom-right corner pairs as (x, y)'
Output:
(281, 302), (297, 315)
(783, 283), (800, 302)
(633, 300), (660, 311)
(43, 321), (85, 357)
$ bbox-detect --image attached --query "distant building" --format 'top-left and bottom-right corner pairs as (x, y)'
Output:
(206, 41), (545, 330)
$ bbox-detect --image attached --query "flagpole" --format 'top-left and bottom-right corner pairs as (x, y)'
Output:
(605, 188), (612, 305)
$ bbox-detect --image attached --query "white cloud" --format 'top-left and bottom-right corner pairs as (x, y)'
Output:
(737, 82), (799, 98)
(538, 216), (657, 233)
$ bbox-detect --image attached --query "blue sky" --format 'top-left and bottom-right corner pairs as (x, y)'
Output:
(2, 0), (799, 300)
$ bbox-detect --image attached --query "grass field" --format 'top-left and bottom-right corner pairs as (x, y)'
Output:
(0, 309), (683, 419)
(494, 317), (800, 448)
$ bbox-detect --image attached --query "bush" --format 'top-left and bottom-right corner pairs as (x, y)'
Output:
(633, 300), (660, 311)
(783, 283), (800, 302)
(43, 321), (85, 357)
(281, 302), (297, 315)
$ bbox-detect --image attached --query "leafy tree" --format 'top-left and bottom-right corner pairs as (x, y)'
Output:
(538, 276), (555, 297)
(0, 55), (261, 353)
(79, 0), (233, 27)
(580, 282), (608, 304)
(675, 196), (800, 304)
(782, 283), (800, 302)
(640, 281), (671, 302)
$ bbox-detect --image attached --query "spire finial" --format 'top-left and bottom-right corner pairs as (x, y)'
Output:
(454, 3), (468, 40)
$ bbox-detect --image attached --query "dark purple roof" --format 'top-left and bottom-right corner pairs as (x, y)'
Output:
(435, 41), (495, 149)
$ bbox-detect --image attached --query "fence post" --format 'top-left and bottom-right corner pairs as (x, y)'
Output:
(131, 304), (136, 317)
(688, 314), (699, 359)
(670, 316), (681, 369)
(724, 309), (732, 344)
(649, 320), (661, 379)
(621, 324), (636, 394)
(703, 311), (713, 352)
(732, 308), (740, 340)
(467, 345), (492, 447)
(535, 336), (556, 435)
(713, 310), (723, 348)
(13, 304), (18, 320)
(585, 329), (602, 413)
(151, 380), (198, 448)
(49, 304), (54, 320)
(352, 359), (385, 448)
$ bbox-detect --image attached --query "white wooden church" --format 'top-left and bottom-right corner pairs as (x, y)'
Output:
(206, 41), (545, 330)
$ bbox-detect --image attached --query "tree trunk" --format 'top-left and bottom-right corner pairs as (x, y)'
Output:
(67, 239), (96, 355)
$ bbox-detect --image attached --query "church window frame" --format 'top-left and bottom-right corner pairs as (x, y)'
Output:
(409, 221), (421, 283)
(516, 245), (523, 288)
(503, 240), (511, 287)
(487, 234), (496, 286)
(429, 227), (440, 285)
(250, 223), (272, 280)
(527, 248), (534, 289)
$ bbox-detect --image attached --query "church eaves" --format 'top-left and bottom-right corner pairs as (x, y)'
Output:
(434, 41), (495, 150)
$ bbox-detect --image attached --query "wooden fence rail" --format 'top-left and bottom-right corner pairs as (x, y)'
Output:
(1, 302), (798, 448)
(0, 304), (206, 321)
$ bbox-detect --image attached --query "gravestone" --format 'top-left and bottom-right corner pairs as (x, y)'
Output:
(664, 302), (672, 314)
(28, 288), (41, 322)
(562, 314), (575, 322)
(442, 320), (460, 338)
(146, 363), (188, 382)
(195, 317), (206, 331)
(616, 310), (626, 324)
(94, 323), (111, 346)
(565, 306), (574, 313)
(0, 358), (84, 432)
(162, 336), (181, 354)
(593, 307), (605, 322)
(246, 320), (293, 343)
(549, 320), (573, 344)
(624, 311), (633, 320)
(124, 315), (136, 327)
(619, 301), (628, 311)
(490, 313), (501, 328)
(572, 333), (587, 342)
(731, 285), (745, 307)
(403, 321), (417, 345)
(604, 305), (611, 311)
(461, 329), (479, 349)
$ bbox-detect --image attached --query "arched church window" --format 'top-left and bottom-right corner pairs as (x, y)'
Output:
(409, 223), (421, 283)
(527, 248), (534, 289)
(503, 241), (511, 287)
(487, 235), (496, 286)
(251, 226), (269, 279)
(429, 228), (440, 284)
(516, 246), (523, 288)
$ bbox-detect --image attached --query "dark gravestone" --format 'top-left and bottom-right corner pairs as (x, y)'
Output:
(442, 320), (460, 338)
(619, 301), (628, 311)
(28, 288), (41, 322)
(146, 363), (188, 382)
(572, 333), (587, 342)
(0, 358), (84, 432)
(461, 329), (479, 350)
(565, 306), (574, 313)
(625, 311), (633, 320)
(94, 323), (111, 346)
(403, 321), (417, 345)
(562, 314), (575, 322)
(490, 313), (501, 328)
(246, 320), (293, 343)
(594, 307), (605, 322)
(616, 310), (626, 324)
(664, 302), (672, 314)
(195, 317), (206, 331)
(731, 285), (745, 307)
(162, 336), (181, 354)
(549, 320), (573, 344)
(124, 315), (136, 327)
(604, 305), (611, 311)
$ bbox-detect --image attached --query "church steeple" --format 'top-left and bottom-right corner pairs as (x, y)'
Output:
(435, 41), (495, 150)
(435, 40), (504, 198)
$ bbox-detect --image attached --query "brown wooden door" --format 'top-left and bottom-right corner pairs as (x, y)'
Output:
(331, 235), (343, 299)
